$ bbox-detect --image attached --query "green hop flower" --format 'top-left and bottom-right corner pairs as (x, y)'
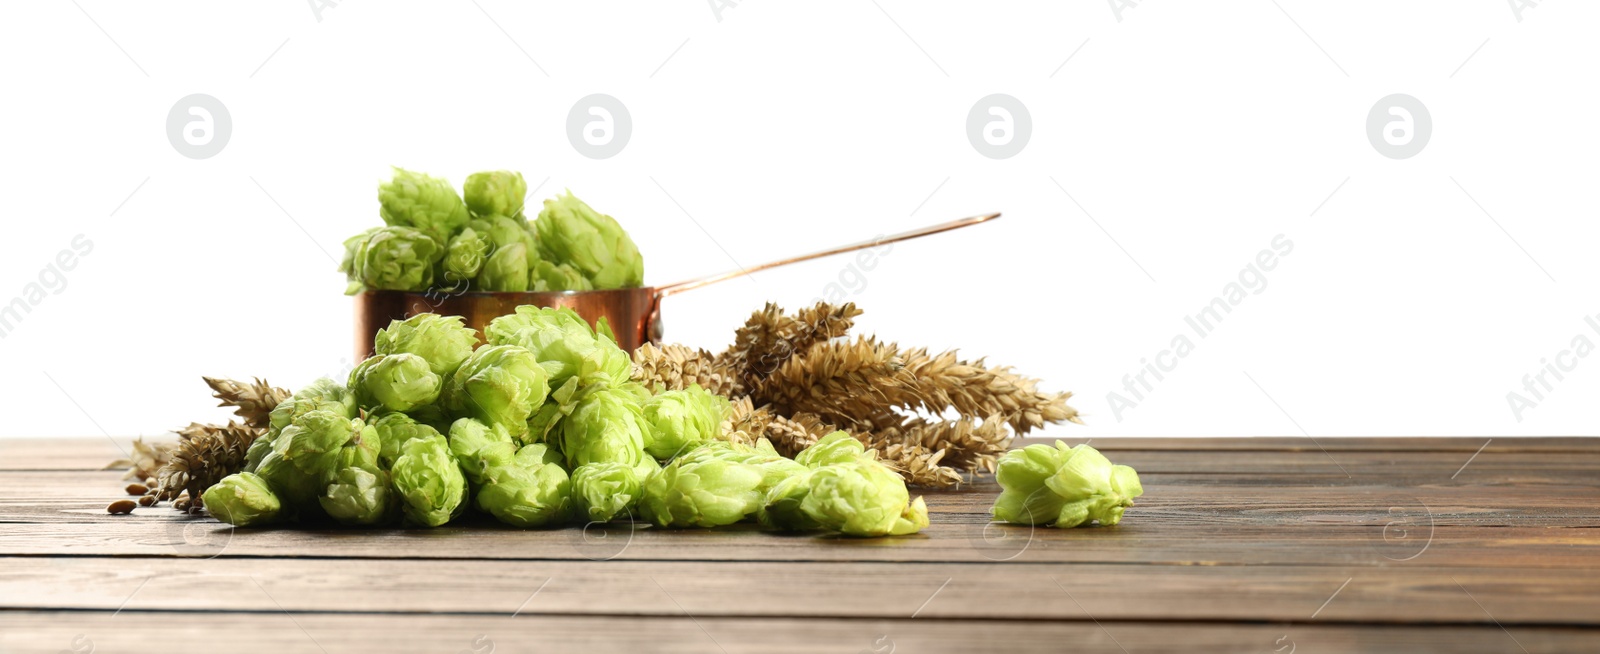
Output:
(370, 412), (443, 469)
(557, 385), (653, 474)
(271, 409), (361, 479)
(253, 451), (324, 516)
(992, 442), (1142, 528)
(516, 442), (566, 468)
(486, 306), (630, 389)
(757, 469), (820, 531)
(463, 170), (527, 219)
(202, 472), (282, 527)
(482, 215), (536, 255)
(243, 436), (274, 473)
(443, 344), (550, 438)
(677, 440), (804, 494)
(390, 434), (468, 528)
(1045, 444), (1142, 528)
(640, 446), (767, 528)
(530, 260), (594, 292)
(320, 465), (393, 526)
(794, 431), (870, 468)
(479, 242), (530, 292)
(338, 227), (380, 294)
(373, 314), (481, 379)
(448, 417), (519, 486)
(534, 191), (644, 289)
(349, 353), (443, 413)
(991, 442), (1071, 526)
(263, 378), (357, 445)
(348, 226), (446, 293)
(801, 460), (926, 537)
(442, 227), (492, 286)
(378, 167), (469, 244)
(404, 402), (454, 433)
(476, 461), (573, 528)
(641, 385), (728, 460)
(570, 461), (642, 523)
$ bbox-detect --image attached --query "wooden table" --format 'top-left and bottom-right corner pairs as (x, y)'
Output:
(1, 437), (1596, 653)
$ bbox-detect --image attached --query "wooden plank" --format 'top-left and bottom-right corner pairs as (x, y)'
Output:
(3, 557), (1596, 625)
(7, 470), (1598, 529)
(2, 611), (1592, 654)
(0, 519), (1594, 568)
(7, 436), (1598, 472)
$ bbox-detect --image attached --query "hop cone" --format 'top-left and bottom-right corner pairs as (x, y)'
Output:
(463, 170), (527, 219)
(534, 191), (644, 289)
(378, 167), (469, 243)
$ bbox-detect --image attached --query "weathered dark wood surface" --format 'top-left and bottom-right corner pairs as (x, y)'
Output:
(1, 436), (1596, 653)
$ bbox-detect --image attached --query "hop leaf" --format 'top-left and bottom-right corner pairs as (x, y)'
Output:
(463, 170), (528, 219)
(991, 442), (1142, 528)
(349, 353), (443, 413)
(534, 191), (644, 289)
(378, 168), (469, 244)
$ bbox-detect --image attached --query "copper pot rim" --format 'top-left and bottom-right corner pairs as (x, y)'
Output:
(365, 287), (660, 300)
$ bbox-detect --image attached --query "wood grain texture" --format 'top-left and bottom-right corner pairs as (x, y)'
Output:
(2, 612), (1590, 654)
(1, 436), (1596, 653)
(3, 557), (1597, 624)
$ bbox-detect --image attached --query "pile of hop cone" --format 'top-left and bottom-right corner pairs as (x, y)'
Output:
(632, 302), (1081, 487)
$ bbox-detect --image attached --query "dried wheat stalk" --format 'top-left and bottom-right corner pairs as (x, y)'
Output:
(636, 302), (1080, 488)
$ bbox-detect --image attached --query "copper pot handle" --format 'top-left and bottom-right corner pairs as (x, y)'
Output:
(653, 211), (1001, 298)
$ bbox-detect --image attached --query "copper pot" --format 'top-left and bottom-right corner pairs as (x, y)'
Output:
(353, 212), (1000, 358)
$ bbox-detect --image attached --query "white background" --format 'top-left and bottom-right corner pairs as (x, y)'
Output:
(0, 1), (1595, 440)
